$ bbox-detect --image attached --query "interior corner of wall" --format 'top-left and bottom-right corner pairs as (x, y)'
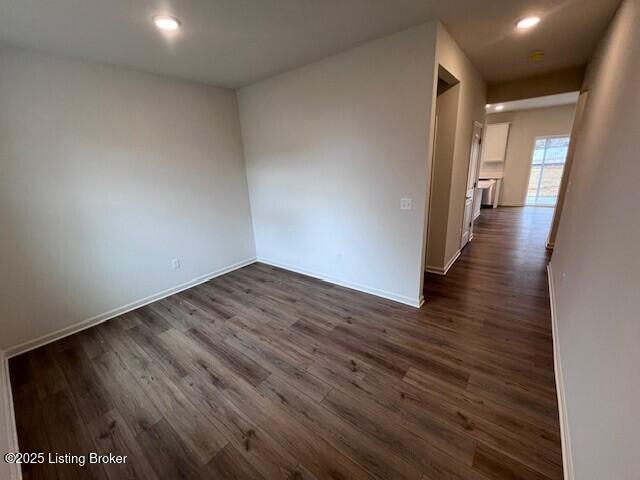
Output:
(1, 349), (21, 480)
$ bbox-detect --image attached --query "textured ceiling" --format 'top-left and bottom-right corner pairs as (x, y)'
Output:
(0, 0), (620, 88)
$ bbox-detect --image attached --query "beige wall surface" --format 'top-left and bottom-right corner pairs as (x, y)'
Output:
(432, 25), (487, 266)
(487, 66), (585, 103)
(0, 353), (15, 480)
(0, 45), (256, 350)
(426, 83), (460, 269)
(487, 104), (576, 206)
(550, 0), (640, 478)
(239, 23), (438, 306)
(547, 92), (589, 247)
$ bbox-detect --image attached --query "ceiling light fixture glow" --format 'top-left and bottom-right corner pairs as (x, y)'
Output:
(495, 105), (504, 111)
(154, 15), (181, 31)
(516, 16), (541, 30)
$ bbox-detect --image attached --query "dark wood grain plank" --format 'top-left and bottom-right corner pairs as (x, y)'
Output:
(90, 351), (162, 435)
(11, 207), (562, 480)
(86, 409), (159, 480)
(136, 419), (205, 480)
(205, 444), (266, 480)
(56, 348), (113, 425)
(258, 373), (423, 480)
(42, 390), (107, 480)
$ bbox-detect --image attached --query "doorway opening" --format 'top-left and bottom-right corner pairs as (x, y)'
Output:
(425, 65), (463, 275)
(526, 135), (570, 206)
(481, 92), (581, 249)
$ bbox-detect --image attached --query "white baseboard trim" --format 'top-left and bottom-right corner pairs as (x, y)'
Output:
(2, 352), (22, 480)
(257, 257), (423, 308)
(425, 249), (461, 276)
(5, 257), (257, 358)
(547, 264), (574, 480)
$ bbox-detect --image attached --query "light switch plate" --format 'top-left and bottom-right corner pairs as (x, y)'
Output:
(400, 198), (413, 210)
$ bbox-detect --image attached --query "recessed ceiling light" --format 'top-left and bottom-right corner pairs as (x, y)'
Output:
(154, 15), (181, 31)
(495, 105), (504, 111)
(516, 16), (541, 30)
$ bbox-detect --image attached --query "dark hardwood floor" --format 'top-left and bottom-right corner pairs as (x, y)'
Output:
(10, 206), (562, 480)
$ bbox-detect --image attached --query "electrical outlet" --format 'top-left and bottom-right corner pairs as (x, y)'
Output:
(400, 198), (413, 210)
(171, 258), (181, 270)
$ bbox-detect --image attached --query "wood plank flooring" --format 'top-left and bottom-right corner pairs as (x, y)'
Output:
(10, 206), (562, 480)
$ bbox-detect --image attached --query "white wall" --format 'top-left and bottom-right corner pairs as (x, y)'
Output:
(486, 104), (576, 206)
(0, 45), (256, 351)
(238, 23), (438, 306)
(550, 0), (640, 478)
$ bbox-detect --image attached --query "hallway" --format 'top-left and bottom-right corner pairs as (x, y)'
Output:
(426, 206), (554, 314)
(10, 207), (562, 480)
(424, 206), (561, 478)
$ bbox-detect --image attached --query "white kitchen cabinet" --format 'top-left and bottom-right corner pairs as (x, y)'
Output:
(479, 122), (510, 208)
(479, 122), (510, 176)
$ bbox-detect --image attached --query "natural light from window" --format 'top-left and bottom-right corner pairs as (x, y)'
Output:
(526, 136), (570, 207)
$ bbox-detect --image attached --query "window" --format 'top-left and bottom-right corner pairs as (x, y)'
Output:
(526, 136), (570, 206)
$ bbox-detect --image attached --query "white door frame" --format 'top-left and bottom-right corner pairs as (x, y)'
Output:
(461, 121), (483, 248)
